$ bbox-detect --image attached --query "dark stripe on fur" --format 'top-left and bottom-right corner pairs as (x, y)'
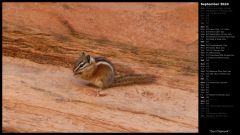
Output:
(94, 57), (115, 72)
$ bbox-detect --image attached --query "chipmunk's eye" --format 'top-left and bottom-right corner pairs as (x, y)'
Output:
(73, 60), (86, 73)
(79, 63), (85, 67)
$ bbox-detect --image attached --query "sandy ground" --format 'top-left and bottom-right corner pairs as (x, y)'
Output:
(2, 2), (198, 132)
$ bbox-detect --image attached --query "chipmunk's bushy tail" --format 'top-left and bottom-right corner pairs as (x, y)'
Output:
(110, 74), (156, 88)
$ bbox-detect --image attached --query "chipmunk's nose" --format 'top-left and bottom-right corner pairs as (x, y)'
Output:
(73, 71), (81, 76)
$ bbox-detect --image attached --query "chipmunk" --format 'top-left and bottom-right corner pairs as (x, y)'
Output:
(73, 52), (155, 96)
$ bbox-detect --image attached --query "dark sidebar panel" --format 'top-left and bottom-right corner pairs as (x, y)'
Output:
(199, 0), (238, 134)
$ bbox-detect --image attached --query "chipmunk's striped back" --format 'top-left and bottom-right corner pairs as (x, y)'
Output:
(94, 57), (115, 75)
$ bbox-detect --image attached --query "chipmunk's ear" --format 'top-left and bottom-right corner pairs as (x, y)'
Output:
(86, 55), (91, 63)
(87, 55), (95, 64)
(80, 52), (86, 57)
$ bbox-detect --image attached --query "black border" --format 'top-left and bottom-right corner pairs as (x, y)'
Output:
(198, 0), (238, 134)
(2, 0), (238, 134)
(2, 0), (199, 2)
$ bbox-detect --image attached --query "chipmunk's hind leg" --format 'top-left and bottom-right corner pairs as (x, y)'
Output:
(94, 79), (107, 96)
(94, 79), (104, 89)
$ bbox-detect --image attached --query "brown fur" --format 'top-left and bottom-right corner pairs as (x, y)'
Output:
(91, 64), (114, 89)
